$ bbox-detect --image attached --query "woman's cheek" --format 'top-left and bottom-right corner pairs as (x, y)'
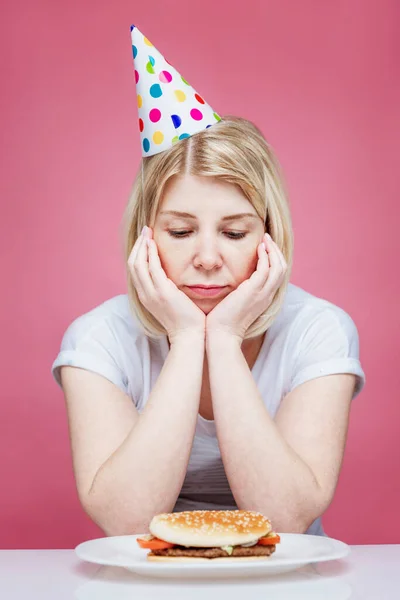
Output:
(240, 248), (259, 278)
(158, 250), (181, 280)
(155, 247), (170, 273)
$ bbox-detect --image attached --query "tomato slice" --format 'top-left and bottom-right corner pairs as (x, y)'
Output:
(137, 535), (176, 550)
(257, 532), (281, 545)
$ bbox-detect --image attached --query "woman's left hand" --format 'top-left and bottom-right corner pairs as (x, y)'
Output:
(206, 233), (288, 342)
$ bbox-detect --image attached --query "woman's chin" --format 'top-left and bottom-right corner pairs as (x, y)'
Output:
(195, 300), (221, 315)
(182, 289), (228, 314)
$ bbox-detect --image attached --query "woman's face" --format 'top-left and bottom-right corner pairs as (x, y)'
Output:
(152, 174), (266, 314)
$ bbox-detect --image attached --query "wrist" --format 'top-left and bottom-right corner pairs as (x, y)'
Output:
(205, 329), (243, 348)
(168, 330), (205, 348)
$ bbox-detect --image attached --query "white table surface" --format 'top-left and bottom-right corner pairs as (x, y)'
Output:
(1, 545), (399, 599)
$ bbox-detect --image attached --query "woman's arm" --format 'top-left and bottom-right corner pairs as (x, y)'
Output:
(206, 332), (356, 533)
(83, 332), (205, 536)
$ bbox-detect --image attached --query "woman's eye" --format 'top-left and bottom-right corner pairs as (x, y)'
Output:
(168, 230), (247, 240)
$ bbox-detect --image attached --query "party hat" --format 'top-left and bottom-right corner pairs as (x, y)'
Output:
(130, 24), (222, 156)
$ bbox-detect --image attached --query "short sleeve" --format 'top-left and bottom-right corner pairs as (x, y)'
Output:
(51, 316), (128, 395)
(289, 306), (366, 400)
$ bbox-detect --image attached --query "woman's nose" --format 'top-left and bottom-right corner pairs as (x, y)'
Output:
(192, 239), (223, 268)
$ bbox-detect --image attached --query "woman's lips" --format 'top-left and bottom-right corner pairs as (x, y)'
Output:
(187, 286), (227, 297)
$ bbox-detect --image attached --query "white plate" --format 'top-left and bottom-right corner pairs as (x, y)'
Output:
(75, 533), (350, 579)
(74, 566), (353, 600)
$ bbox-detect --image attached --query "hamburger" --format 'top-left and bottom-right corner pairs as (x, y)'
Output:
(137, 509), (281, 561)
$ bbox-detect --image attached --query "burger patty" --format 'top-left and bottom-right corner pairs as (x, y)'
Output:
(149, 544), (276, 559)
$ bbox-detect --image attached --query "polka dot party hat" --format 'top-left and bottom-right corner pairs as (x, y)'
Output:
(130, 24), (222, 156)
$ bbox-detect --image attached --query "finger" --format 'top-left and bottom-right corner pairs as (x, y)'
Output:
(268, 236), (286, 270)
(267, 235), (287, 276)
(127, 232), (146, 280)
(130, 233), (156, 297)
(249, 241), (270, 289)
(261, 235), (282, 289)
(127, 231), (145, 266)
(147, 238), (170, 292)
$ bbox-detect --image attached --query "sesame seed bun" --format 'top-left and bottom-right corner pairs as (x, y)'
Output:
(149, 509), (272, 548)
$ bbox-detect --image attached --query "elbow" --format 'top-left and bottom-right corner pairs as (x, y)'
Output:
(278, 515), (315, 534)
(79, 486), (179, 537)
(274, 512), (319, 534)
(285, 491), (331, 534)
(264, 492), (330, 534)
(81, 497), (150, 537)
(87, 509), (150, 537)
(273, 515), (310, 534)
(102, 522), (147, 537)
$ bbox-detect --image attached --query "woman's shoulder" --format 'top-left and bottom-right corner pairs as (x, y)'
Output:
(55, 294), (150, 372)
(52, 294), (150, 392)
(279, 283), (365, 398)
(278, 282), (359, 333)
(63, 294), (143, 342)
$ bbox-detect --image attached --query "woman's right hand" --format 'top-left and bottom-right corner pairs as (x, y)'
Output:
(128, 226), (206, 345)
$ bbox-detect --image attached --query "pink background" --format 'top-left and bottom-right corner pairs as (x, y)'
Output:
(1, 0), (399, 549)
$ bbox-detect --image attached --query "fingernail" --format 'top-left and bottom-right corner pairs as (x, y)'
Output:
(141, 225), (147, 236)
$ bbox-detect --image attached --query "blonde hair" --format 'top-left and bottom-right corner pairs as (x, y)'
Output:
(120, 115), (294, 340)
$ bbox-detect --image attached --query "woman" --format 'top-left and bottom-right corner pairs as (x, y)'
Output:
(51, 27), (365, 538)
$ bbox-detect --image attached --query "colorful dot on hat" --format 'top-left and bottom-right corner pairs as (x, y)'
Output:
(172, 136), (179, 144)
(143, 138), (150, 153)
(213, 113), (221, 121)
(159, 70), (172, 83)
(149, 56), (155, 66)
(144, 37), (153, 47)
(132, 45), (137, 59)
(181, 76), (190, 85)
(137, 94), (142, 108)
(149, 108), (161, 122)
(135, 70), (139, 84)
(130, 25), (135, 31)
(150, 83), (162, 98)
(146, 60), (155, 74)
(190, 108), (203, 121)
(206, 124), (212, 128)
(174, 90), (186, 102)
(179, 133), (190, 140)
(138, 118), (144, 132)
(171, 114), (182, 129)
(195, 94), (205, 104)
(153, 131), (164, 145)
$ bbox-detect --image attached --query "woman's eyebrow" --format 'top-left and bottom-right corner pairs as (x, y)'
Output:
(159, 210), (258, 222)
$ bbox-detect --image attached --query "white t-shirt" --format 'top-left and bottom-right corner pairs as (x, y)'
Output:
(51, 282), (366, 536)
